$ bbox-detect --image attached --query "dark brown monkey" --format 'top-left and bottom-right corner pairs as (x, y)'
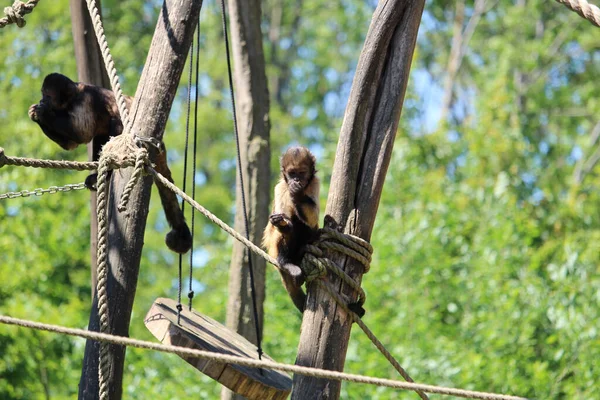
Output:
(262, 146), (320, 312)
(29, 73), (192, 254)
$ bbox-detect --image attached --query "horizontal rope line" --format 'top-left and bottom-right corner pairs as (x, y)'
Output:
(0, 314), (528, 400)
(0, 148), (98, 171)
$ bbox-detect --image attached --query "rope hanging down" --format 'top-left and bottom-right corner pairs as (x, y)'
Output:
(84, 0), (131, 133)
(93, 135), (147, 400)
(555, 0), (600, 27)
(0, 0), (40, 28)
(219, 0), (264, 362)
(0, 315), (528, 400)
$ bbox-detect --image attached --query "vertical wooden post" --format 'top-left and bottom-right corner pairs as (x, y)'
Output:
(222, 0), (271, 398)
(69, 0), (110, 296)
(292, 1), (425, 399)
(78, 1), (202, 399)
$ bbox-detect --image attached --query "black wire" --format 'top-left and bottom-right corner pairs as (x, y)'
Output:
(178, 26), (195, 325)
(219, 0), (263, 361)
(188, 11), (201, 312)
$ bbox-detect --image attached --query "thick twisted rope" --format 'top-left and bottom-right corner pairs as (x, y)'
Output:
(95, 155), (111, 400)
(0, 315), (528, 400)
(0, 0), (40, 28)
(93, 135), (142, 400)
(84, 0), (132, 133)
(0, 147), (98, 170)
(302, 228), (429, 400)
(555, 0), (600, 26)
(117, 146), (148, 212)
(303, 228), (371, 307)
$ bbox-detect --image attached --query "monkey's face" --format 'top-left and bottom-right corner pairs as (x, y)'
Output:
(38, 73), (78, 112)
(40, 87), (66, 112)
(284, 167), (312, 196)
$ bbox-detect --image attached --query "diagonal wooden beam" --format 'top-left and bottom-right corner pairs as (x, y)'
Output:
(292, 0), (426, 398)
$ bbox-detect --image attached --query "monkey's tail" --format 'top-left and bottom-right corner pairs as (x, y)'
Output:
(154, 151), (192, 254)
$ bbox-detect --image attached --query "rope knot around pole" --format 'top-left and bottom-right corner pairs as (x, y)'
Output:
(301, 226), (373, 313)
(94, 133), (151, 400)
(0, 0), (39, 28)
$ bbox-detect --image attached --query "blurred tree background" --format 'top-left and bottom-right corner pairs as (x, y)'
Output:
(0, 0), (598, 399)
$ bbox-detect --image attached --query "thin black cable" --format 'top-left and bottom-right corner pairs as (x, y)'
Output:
(178, 32), (195, 325)
(188, 11), (201, 311)
(219, 0), (263, 361)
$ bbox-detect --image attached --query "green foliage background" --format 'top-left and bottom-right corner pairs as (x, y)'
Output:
(1, 0), (599, 399)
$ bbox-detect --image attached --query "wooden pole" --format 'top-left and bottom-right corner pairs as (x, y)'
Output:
(78, 1), (202, 398)
(222, 0), (270, 398)
(69, 0), (110, 298)
(292, 1), (425, 398)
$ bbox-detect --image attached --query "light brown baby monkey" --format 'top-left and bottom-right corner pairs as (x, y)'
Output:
(263, 146), (320, 312)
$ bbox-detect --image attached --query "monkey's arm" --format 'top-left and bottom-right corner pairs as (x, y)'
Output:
(29, 104), (80, 150)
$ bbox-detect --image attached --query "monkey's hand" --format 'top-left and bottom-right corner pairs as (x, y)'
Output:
(270, 213), (293, 232)
(28, 103), (41, 122)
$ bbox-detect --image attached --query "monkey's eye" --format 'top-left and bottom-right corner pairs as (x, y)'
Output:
(288, 171), (302, 180)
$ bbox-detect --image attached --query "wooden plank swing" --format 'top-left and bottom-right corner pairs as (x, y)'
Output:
(144, 298), (291, 400)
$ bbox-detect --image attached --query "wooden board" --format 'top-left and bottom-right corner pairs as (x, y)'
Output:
(144, 298), (291, 400)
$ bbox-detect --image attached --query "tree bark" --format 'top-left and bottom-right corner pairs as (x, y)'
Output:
(222, 0), (271, 399)
(292, 1), (425, 399)
(69, 0), (111, 298)
(78, 1), (202, 399)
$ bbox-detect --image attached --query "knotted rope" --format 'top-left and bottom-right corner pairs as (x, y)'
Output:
(0, 0), (40, 28)
(94, 134), (148, 400)
(301, 227), (429, 400)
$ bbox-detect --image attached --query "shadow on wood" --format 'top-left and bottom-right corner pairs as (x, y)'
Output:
(145, 298), (291, 400)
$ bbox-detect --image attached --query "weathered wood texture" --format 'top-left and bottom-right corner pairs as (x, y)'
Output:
(146, 298), (291, 400)
(69, 0), (111, 297)
(223, 0), (271, 398)
(78, 1), (202, 399)
(292, 1), (425, 399)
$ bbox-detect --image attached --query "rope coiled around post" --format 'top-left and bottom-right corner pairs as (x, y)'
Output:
(94, 135), (147, 400)
(301, 228), (428, 400)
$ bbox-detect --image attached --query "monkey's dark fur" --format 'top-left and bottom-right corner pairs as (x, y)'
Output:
(263, 146), (320, 312)
(29, 73), (192, 254)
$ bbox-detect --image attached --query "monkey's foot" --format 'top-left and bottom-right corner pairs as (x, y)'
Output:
(28, 104), (39, 121)
(270, 213), (292, 229)
(84, 173), (98, 191)
(166, 224), (193, 254)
